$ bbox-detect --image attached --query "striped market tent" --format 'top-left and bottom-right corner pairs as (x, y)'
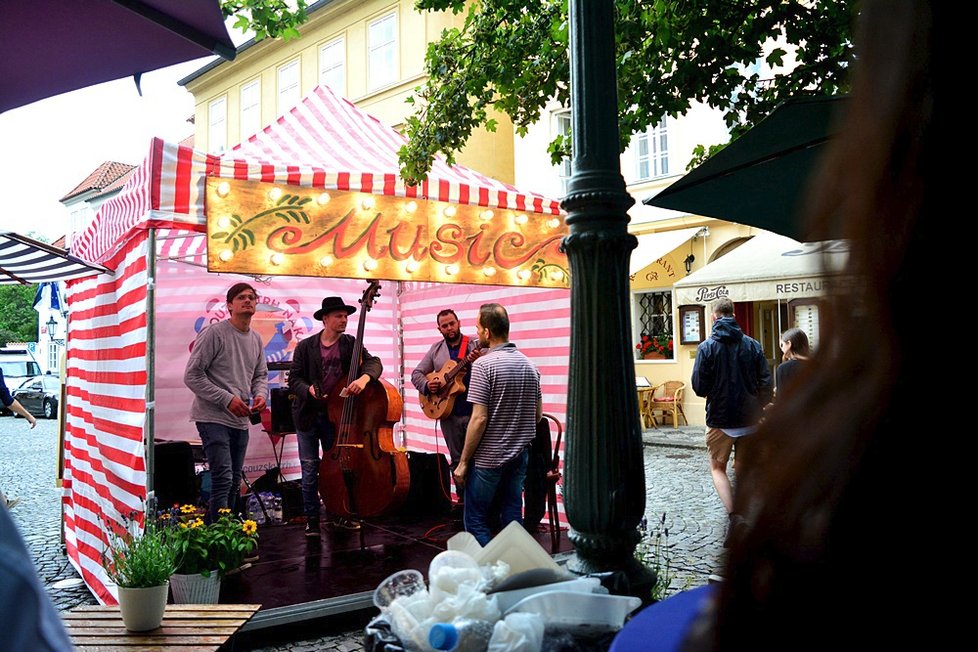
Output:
(65, 85), (569, 605)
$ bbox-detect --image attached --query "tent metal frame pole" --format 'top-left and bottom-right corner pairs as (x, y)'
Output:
(145, 228), (157, 507)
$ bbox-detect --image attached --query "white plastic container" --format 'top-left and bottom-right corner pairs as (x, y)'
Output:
(504, 590), (642, 631)
(491, 577), (604, 613)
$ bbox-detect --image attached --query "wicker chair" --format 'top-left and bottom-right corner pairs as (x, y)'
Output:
(651, 381), (688, 428)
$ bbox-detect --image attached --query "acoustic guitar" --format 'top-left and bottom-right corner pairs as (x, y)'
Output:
(419, 348), (483, 420)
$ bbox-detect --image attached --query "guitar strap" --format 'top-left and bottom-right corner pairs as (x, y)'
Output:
(456, 335), (469, 361)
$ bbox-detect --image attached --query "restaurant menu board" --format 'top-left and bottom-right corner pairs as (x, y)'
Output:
(679, 305), (705, 344)
(793, 303), (820, 351)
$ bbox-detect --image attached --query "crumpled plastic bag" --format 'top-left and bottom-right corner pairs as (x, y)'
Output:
(431, 581), (501, 623)
(488, 612), (545, 652)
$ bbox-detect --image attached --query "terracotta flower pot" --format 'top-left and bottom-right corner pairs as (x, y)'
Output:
(642, 351), (667, 360)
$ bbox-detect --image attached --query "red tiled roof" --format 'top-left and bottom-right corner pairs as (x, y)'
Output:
(60, 161), (137, 202)
(51, 235), (66, 248)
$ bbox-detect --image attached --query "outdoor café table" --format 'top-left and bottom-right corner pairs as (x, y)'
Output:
(609, 585), (714, 652)
(62, 603), (261, 651)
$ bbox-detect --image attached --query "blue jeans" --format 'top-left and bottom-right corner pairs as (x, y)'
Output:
(296, 414), (336, 519)
(464, 450), (529, 546)
(196, 422), (249, 523)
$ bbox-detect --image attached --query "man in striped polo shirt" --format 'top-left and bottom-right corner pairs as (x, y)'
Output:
(453, 303), (542, 546)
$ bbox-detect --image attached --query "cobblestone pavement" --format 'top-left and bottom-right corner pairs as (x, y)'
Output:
(3, 418), (722, 651)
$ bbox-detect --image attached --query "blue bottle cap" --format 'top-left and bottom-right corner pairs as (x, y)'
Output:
(428, 623), (459, 650)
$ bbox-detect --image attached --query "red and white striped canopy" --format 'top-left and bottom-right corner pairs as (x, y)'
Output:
(72, 84), (561, 267)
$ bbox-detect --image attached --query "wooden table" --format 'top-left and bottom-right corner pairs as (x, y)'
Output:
(63, 603), (261, 651)
(637, 387), (658, 429)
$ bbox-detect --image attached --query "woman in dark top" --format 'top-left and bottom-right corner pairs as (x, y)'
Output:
(774, 327), (810, 402)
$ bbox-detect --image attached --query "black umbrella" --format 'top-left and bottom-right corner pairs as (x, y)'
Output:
(1, 0), (236, 114)
(644, 95), (847, 240)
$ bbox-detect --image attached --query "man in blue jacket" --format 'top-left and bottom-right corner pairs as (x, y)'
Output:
(692, 298), (772, 518)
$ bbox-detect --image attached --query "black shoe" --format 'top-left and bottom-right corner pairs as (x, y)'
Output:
(305, 518), (321, 538)
(327, 517), (361, 531)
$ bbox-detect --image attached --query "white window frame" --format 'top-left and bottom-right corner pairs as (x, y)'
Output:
(208, 96), (227, 155)
(320, 36), (346, 94)
(277, 59), (301, 114)
(367, 12), (397, 90)
(634, 117), (669, 181)
(553, 110), (572, 196)
(47, 341), (59, 372)
(633, 289), (675, 361)
(240, 79), (261, 140)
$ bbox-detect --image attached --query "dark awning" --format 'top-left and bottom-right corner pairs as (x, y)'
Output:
(0, 232), (108, 284)
(1, 0), (236, 114)
(644, 96), (847, 241)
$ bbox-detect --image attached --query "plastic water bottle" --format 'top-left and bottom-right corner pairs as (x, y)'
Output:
(247, 494), (265, 525)
(429, 619), (494, 652)
(272, 493), (283, 523)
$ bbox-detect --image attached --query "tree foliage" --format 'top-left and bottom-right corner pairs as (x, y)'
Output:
(221, 0), (309, 41)
(0, 284), (39, 345)
(399, 0), (854, 184)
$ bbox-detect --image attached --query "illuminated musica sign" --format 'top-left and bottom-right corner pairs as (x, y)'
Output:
(204, 178), (570, 288)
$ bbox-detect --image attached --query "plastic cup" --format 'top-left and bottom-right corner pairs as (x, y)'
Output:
(373, 569), (426, 611)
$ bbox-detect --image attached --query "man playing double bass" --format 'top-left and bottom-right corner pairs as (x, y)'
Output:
(289, 296), (382, 538)
(411, 309), (482, 504)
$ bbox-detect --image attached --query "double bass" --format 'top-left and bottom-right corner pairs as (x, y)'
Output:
(318, 281), (410, 518)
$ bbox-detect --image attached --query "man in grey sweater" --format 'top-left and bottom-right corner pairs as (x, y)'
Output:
(184, 282), (268, 522)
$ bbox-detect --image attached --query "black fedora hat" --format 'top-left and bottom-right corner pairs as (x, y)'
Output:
(314, 296), (357, 320)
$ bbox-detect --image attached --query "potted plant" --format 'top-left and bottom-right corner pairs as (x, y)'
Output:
(161, 505), (259, 604)
(636, 333), (674, 360)
(101, 515), (177, 631)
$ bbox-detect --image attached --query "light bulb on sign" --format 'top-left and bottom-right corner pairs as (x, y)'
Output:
(270, 253), (285, 266)
(443, 206), (457, 218)
(217, 216), (231, 229)
(547, 218), (561, 229)
(514, 214), (528, 225)
(406, 260), (420, 273)
(317, 192), (331, 205)
(363, 258), (378, 272)
(216, 182), (231, 197)
(445, 264), (459, 276)
(481, 209), (494, 221)
(483, 267), (497, 277)
(361, 196), (375, 211)
(268, 187), (283, 202)
(319, 255), (334, 268)
(517, 270), (531, 281)
(219, 250), (233, 262)
(405, 201), (418, 214)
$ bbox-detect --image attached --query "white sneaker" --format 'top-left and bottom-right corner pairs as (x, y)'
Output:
(5, 496), (20, 509)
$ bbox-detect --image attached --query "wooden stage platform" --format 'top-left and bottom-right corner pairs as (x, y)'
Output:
(220, 510), (573, 631)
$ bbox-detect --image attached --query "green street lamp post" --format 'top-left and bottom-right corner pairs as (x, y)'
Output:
(560, 0), (655, 598)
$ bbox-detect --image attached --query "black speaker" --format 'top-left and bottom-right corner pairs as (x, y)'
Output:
(270, 386), (296, 434)
(154, 440), (197, 509)
(402, 452), (452, 519)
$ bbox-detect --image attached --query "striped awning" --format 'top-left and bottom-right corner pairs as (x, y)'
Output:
(0, 231), (108, 284)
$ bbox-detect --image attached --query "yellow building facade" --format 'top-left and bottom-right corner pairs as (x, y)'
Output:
(181, 0), (514, 184)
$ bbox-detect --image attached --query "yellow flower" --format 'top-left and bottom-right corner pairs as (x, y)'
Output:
(242, 520), (257, 536)
(160, 513), (171, 520)
(180, 504), (196, 514)
(179, 522), (189, 529)
(218, 508), (232, 515)
(190, 518), (204, 529)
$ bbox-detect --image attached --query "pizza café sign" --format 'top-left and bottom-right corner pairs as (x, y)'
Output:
(204, 178), (570, 288)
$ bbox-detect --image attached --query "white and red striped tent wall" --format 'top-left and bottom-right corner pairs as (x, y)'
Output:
(63, 86), (569, 604)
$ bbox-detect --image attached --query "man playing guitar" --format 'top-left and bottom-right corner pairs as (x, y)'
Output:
(411, 309), (483, 504)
